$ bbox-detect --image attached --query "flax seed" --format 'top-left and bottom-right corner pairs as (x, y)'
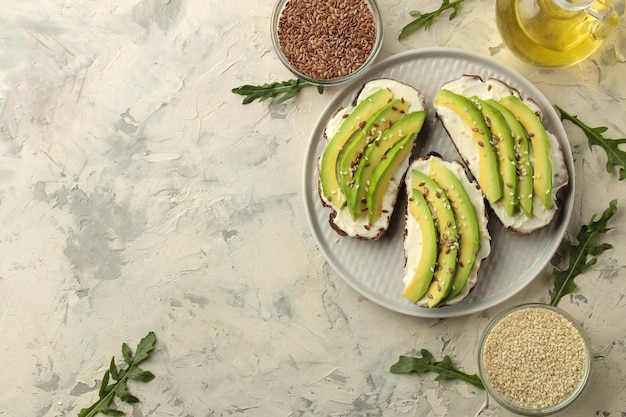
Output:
(277, 0), (377, 80)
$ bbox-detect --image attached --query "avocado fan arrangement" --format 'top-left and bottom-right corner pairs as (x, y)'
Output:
(317, 75), (569, 308)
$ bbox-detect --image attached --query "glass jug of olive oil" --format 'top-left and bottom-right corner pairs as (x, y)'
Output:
(496, 0), (623, 67)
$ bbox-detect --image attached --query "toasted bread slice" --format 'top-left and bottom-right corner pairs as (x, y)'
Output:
(434, 75), (569, 235)
(318, 78), (426, 240)
(403, 155), (491, 307)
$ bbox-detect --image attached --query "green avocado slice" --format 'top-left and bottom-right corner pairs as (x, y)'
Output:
(485, 98), (534, 218)
(428, 159), (481, 301)
(411, 170), (459, 308)
(499, 95), (553, 210)
(366, 133), (417, 224)
(349, 110), (426, 219)
(434, 89), (503, 204)
(339, 98), (410, 219)
(402, 187), (439, 303)
(319, 88), (394, 208)
(472, 97), (519, 216)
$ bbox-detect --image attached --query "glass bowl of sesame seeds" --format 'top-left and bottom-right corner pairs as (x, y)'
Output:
(478, 303), (593, 416)
(271, 0), (383, 86)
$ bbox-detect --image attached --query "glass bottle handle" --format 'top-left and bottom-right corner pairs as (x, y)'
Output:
(586, 1), (622, 39)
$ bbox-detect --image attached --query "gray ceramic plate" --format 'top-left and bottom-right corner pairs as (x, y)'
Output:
(302, 48), (574, 318)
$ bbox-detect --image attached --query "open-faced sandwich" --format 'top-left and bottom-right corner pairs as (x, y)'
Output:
(433, 75), (569, 235)
(402, 155), (491, 308)
(318, 79), (427, 240)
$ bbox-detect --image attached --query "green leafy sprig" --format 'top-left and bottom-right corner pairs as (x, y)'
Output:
(232, 79), (323, 105)
(399, 0), (466, 40)
(390, 349), (484, 389)
(78, 332), (157, 417)
(551, 200), (617, 306)
(556, 104), (626, 180)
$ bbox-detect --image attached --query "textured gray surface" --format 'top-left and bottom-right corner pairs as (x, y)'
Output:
(1, 0), (625, 416)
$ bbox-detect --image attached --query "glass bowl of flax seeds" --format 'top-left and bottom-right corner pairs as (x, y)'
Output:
(271, 0), (383, 86)
(478, 303), (593, 416)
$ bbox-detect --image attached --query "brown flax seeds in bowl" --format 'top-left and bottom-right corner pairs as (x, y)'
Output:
(479, 305), (591, 412)
(276, 0), (377, 81)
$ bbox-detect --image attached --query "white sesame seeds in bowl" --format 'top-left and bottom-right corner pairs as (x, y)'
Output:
(270, 0), (383, 86)
(478, 303), (593, 416)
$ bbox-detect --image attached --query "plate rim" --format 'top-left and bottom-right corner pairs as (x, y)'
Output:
(301, 47), (575, 318)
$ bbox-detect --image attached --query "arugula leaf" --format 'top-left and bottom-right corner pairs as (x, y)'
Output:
(78, 332), (157, 417)
(232, 78), (323, 104)
(551, 200), (617, 306)
(399, 0), (465, 40)
(390, 349), (484, 389)
(556, 105), (626, 180)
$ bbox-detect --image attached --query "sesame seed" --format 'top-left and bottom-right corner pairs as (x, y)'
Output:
(481, 306), (588, 409)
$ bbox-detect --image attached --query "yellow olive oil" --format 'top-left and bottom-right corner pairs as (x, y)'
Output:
(496, 0), (619, 67)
